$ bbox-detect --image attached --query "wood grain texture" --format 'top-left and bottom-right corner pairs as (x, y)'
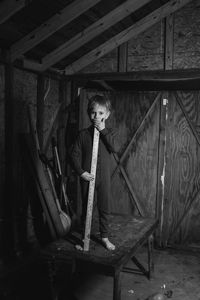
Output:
(118, 43), (128, 72)
(65, 0), (192, 74)
(162, 92), (199, 245)
(41, 0), (150, 71)
(122, 93), (160, 217)
(127, 54), (164, 71)
(173, 0), (200, 69)
(80, 50), (118, 74)
(41, 216), (158, 265)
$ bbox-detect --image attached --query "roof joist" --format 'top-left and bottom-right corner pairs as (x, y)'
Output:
(0, 0), (29, 25)
(64, 0), (193, 74)
(40, 0), (152, 71)
(10, 0), (100, 62)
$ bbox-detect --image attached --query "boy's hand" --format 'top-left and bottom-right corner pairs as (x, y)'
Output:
(81, 171), (94, 181)
(93, 118), (105, 131)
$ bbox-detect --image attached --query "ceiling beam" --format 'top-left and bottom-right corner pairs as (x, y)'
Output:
(22, 59), (43, 72)
(0, 0), (29, 25)
(65, 69), (200, 81)
(10, 0), (100, 62)
(40, 0), (152, 71)
(93, 80), (114, 91)
(65, 0), (192, 75)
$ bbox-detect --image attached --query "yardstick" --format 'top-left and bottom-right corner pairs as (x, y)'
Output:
(83, 127), (100, 251)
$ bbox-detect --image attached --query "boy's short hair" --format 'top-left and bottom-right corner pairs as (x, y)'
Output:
(87, 94), (111, 113)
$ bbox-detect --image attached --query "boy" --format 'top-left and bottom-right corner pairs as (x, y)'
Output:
(70, 95), (119, 250)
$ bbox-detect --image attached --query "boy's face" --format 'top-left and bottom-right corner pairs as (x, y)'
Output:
(89, 103), (110, 123)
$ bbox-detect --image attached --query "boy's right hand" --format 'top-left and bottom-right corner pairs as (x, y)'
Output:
(80, 171), (94, 181)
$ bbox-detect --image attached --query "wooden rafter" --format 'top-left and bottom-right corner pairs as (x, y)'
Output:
(0, 0), (29, 25)
(40, 0), (151, 71)
(22, 58), (43, 72)
(10, 0), (100, 62)
(65, 0), (192, 75)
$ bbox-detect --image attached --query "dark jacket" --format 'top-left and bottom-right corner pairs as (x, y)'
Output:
(70, 125), (119, 177)
(70, 125), (119, 212)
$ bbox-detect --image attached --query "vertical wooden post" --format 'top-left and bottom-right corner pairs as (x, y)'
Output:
(164, 14), (174, 70)
(117, 42), (128, 72)
(4, 61), (16, 257)
(57, 76), (70, 174)
(37, 73), (45, 151)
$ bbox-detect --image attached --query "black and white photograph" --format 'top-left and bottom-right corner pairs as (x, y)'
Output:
(0, 0), (200, 299)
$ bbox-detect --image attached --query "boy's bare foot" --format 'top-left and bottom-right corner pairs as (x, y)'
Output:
(102, 237), (115, 251)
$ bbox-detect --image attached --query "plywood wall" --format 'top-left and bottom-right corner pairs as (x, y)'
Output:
(161, 91), (200, 247)
(81, 0), (200, 73)
(174, 0), (200, 69)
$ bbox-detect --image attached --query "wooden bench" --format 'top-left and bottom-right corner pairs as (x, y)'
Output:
(40, 215), (158, 300)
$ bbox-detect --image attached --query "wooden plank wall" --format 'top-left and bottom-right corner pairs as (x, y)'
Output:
(162, 91), (200, 247)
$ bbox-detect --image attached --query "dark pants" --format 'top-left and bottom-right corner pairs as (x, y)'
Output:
(81, 177), (111, 238)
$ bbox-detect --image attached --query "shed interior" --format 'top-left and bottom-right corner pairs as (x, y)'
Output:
(1, 0), (200, 299)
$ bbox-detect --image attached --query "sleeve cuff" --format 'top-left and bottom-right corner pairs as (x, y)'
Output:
(77, 168), (85, 176)
(100, 128), (109, 135)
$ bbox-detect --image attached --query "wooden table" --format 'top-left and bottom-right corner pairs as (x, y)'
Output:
(41, 215), (158, 300)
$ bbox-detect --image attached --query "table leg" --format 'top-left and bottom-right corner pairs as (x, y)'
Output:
(47, 260), (58, 300)
(113, 269), (121, 300)
(148, 234), (154, 279)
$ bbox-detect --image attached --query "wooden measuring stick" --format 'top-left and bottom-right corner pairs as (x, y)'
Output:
(83, 128), (100, 251)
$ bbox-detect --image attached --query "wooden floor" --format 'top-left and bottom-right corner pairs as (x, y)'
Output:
(0, 246), (200, 300)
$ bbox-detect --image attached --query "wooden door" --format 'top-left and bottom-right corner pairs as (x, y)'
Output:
(79, 89), (161, 218)
(161, 91), (200, 248)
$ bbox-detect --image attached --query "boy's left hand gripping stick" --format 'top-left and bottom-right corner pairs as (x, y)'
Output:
(83, 128), (100, 251)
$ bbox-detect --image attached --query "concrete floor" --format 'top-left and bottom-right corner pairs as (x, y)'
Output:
(0, 247), (200, 300)
(64, 247), (200, 300)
